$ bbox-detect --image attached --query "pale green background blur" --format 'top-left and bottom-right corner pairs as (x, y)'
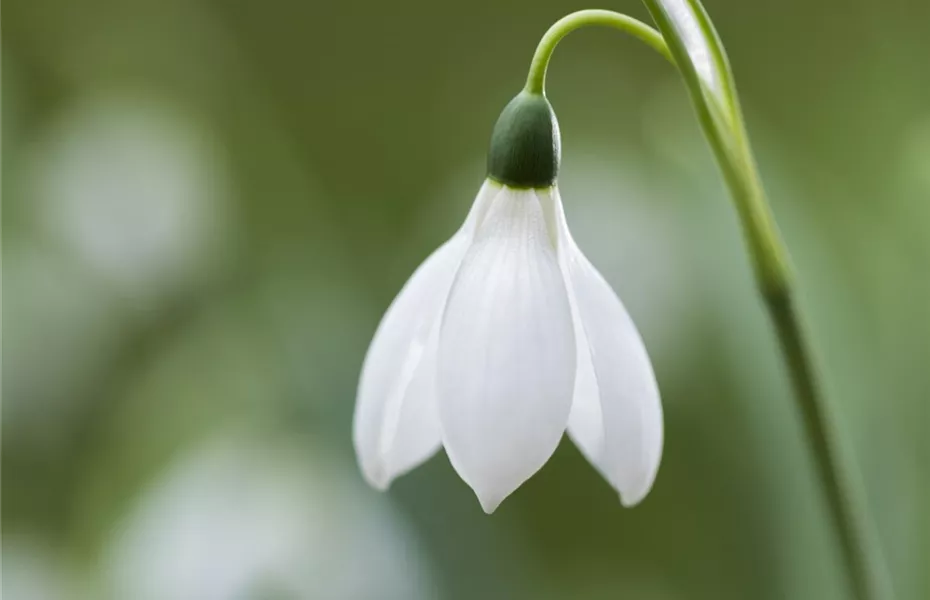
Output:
(2, 0), (928, 598)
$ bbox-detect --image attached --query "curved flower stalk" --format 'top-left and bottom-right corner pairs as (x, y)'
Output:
(354, 5), (893, 600)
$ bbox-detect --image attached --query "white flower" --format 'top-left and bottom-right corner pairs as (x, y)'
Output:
(354, 179), (663, 513)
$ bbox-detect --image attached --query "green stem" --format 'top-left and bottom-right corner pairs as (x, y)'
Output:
(688, 79), (893, 600)
(766, 289), (893, 600)
(524, 10), (673, 95)
(528, 8), (893, 600)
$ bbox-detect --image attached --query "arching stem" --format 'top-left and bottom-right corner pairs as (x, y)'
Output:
(525, 10), (674, 95)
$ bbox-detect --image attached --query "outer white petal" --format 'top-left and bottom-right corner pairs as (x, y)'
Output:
(354, 181), (500, 489)
(545, 187), (664, 507)
(438, 187), (576, 513)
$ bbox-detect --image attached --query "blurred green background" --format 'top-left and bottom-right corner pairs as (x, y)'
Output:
(3, 0), (928, 598)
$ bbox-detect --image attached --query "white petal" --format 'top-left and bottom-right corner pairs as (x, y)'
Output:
(354, 181), (501, 489)
(545, 187), (664, 507)
(438, 187), (576, 513)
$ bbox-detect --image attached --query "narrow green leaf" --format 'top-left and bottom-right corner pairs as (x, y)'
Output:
(643, 0), (746, 157)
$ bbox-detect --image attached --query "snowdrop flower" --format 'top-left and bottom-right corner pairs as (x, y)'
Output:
(354, 91), (663, 513)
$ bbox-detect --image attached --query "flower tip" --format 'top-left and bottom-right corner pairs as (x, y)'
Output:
(618, 480), (655, 508)
(474, 488), (508, 514)
(618, 491), (643, 508)
(360, 462), (392, 492)
(617, 450), (662, 508)
(478, 495), (503, 515)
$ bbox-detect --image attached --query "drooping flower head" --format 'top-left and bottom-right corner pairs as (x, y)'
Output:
(354, 90), (663, 513)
